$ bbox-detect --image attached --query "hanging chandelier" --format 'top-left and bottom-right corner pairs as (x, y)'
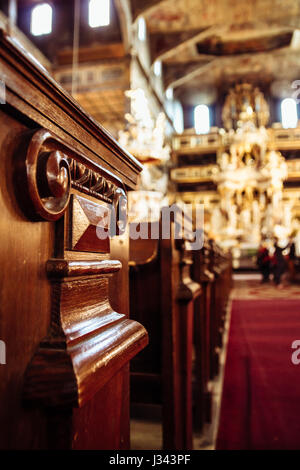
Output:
(118, 88), (171, 164)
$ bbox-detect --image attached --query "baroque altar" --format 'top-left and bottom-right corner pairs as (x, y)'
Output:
(210, 84), (290, 251)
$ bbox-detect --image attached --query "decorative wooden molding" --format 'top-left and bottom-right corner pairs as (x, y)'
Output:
(19, 132), (147, 408)
(69, 195), (111, 253)
(170, 165), (218, 184)
(176, 243), (202, 302)
(23, 259), (148, 408)
(71, 162), (117, 203)
(18, 129), (127, 234)
(172, 132), (221, 154)
(46, 258), (122, 278)
(56, 42), (126, 66)
(0, 30), (147, 449)
(18, 131), (148, 410)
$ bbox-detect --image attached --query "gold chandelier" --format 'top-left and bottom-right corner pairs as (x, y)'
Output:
(211, 84), (289, 248)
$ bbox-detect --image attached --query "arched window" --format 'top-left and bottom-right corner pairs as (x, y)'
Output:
(153, 61), (162, 77)
(281, 98), (298, 129)
(194, 104), (210, 134)
(31, 3), (53, 36)
(138, 17), (146, 41)
(89, 0), (110, 28)
(174, 101), (184, 134)
(166, 88), (173, 100)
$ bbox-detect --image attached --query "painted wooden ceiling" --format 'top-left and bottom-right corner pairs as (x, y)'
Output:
(135, 0), (300, 102)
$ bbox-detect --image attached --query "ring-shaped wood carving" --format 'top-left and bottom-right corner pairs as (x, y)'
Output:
(26, 131), (71, 221)
(23, 129), (127, 223)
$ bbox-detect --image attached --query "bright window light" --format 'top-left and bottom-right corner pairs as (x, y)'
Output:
(281, 98), (298, 129)
(31, 3), (53, 36)
(154, 61), (162, 77)
(89, 0), (110, 28)
(174, 102), (184, 134)
(138, 17), (146, 41)
(194, 104), (210, 134)
(166, 88), (173, 100)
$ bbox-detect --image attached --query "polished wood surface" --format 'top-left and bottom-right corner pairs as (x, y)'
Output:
(0, 31), (141, 188)
(161, 242), (201, 449)
(192, 240), (214, 429)
(129, 221), (232, 449)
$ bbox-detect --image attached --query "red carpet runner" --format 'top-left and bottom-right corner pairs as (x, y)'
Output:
(217, 299), (300, 450)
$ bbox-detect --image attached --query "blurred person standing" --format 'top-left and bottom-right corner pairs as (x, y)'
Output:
(257, 240), (271, 283)
(272, 238), (288, 288)
(288, 236), (296, 282)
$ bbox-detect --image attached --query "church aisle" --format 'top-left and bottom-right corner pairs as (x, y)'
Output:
(217, 275), (300, 450)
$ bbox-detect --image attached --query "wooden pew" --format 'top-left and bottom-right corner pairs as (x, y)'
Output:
(129, 208), (201, 450)
(192, 238), (214, 430)
(192, 236), (232, 430)
(0, 31), (148, 449)
(207, 240), (232, 379)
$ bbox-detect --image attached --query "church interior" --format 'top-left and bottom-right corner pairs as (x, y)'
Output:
(2, 0), (300, 451)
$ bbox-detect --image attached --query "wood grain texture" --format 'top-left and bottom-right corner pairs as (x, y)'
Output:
(23, 259), (148, 409)
(0, 112), (52, 449)
(207, 240), (232, 379)
(129, 218), (232, 448)
(69, 195), (110, 253)
(14, 128), (127, 222)
(160, 225), (201, 450)
(0, 33), (147, 449)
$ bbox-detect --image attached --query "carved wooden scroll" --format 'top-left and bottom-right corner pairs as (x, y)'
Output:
(0, 30), (146, 449)
(17, 128), (127, 233)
